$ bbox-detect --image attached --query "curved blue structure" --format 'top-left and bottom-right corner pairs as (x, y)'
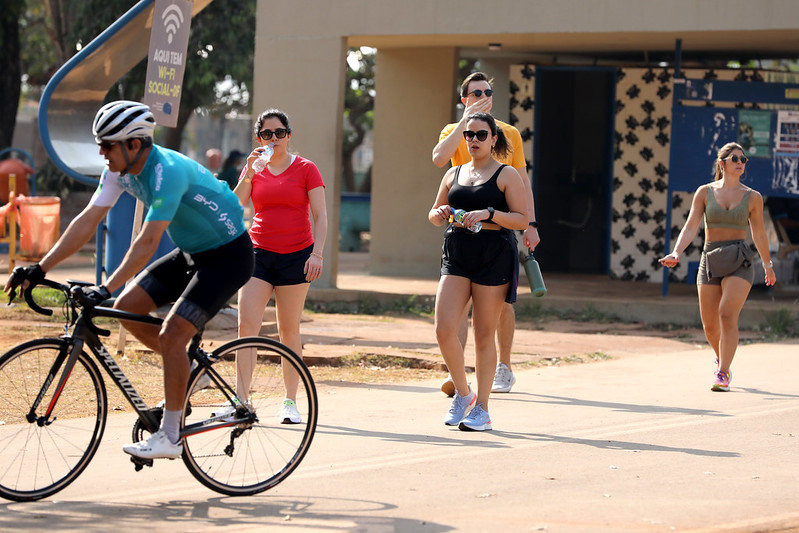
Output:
(38, 0), (213, 185)
(37, 0), (212, 283)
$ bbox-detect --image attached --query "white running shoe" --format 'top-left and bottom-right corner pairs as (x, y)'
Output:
(440, 374), (456, 397)
(123, 430), (183, 459)
(491, 363), (517, 393)
(211, 397), (242, 422)
(278, 399), (302, 424)
(190, 371), (212, 395)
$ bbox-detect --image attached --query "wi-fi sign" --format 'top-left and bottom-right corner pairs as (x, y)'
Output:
(162, 4), (185, 44)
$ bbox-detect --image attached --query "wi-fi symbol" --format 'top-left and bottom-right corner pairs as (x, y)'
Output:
(162, 4), (184, 45)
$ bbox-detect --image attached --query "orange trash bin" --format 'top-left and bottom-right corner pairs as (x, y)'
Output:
(16, 196), (60, 260)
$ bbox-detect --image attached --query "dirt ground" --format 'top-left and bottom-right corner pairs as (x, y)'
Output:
(0, 299), (786, 418)
(0, 303), (770, 400)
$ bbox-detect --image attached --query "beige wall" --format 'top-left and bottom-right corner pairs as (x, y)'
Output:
(371, 47), (458, 276)
(253, 0), (799, 281)
(252, 6), (346, 287)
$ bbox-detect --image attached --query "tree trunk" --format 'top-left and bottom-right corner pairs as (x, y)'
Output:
(0, 1), (23, 150)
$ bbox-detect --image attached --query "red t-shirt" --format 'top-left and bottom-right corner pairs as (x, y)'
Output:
(246, 155), (325, 253)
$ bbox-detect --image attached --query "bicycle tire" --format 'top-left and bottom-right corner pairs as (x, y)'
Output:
(0, 339), (107, 501)
(181, 336), (318, 496)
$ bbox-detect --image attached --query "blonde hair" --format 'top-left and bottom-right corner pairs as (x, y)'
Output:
(714, 142), (745, 181)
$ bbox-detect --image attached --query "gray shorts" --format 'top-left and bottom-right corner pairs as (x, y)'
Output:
(697, 239), (754, 286)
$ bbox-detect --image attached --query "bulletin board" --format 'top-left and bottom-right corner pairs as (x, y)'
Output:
(663, 78), (799, 295)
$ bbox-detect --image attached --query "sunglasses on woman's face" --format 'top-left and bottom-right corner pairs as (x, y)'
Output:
(463, 129), (490, 142)
(466, 89), (493, 98)
(258, 128), (289, 140)
(722, 155), (748, 164)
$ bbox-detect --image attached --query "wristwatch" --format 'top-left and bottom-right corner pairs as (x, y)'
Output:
(528, 221), (539, 228)
(487, 207), (495, 221)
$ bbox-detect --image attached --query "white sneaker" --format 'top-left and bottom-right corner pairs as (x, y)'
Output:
(123, 430), (183, 459)
(278, 399), (302, 424)
(190, 372), (212, 395)
(440, 374), (456, 397)
(491, 363), (517, 393)
(211, 398), (242, 422)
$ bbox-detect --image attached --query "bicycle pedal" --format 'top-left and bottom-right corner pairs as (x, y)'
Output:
(130, 456), (154, 471)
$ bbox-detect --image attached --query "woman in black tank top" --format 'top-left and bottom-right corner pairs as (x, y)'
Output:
(427, 112), (529, 431)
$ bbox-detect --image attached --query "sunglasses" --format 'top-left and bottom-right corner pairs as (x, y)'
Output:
(463, 129), (490, 142)
(258, 128), (289, 140)
(466, 89), (493, 98)
(97, 140), (117, 151)
(722, 155), (748, 164)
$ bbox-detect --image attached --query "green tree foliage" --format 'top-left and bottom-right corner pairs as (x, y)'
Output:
(343, 47), (375, 193)
(71, 0), (255, 150)
(18, 0), (254, 152)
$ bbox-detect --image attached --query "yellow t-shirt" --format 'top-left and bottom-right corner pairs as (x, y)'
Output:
(439, 118), (526, 169)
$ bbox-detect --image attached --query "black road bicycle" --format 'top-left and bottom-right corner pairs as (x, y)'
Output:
(0, 277), (318, 501)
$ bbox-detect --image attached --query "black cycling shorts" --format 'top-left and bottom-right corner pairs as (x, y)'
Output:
(441, 226), (519, 303)
(132, 231), (254, 330)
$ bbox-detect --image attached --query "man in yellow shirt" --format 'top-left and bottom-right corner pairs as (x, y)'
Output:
(432, 71), (540, 394)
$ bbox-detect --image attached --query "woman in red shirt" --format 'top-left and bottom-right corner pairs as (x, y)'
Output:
(232, 109), (327, 423)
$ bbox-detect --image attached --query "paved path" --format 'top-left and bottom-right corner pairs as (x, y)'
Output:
(2, 339), (798, 532)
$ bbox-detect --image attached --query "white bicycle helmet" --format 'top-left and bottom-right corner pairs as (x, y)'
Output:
(92, 100), (156, 143)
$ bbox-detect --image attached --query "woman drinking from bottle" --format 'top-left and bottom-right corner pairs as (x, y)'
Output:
(230, 109), (328, 423)
(427, 112), (528, 431)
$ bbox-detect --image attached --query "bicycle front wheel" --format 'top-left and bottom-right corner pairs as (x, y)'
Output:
(182, 336), (318, 496)
(0, 339), (107, 501)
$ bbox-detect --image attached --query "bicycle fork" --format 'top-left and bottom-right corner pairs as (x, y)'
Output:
(27, 337), (83, 427)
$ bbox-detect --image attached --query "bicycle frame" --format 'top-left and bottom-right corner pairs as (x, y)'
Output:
(32, 304), (250, 438)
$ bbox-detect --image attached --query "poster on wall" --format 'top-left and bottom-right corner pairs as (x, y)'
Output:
(776, 110), (799, 156)
(737, 110), (771, 157)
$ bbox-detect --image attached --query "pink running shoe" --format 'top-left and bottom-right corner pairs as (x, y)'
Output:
(711, 370), (731, 392)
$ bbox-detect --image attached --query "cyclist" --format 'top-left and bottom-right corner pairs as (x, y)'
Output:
(4, 100), (254, 460)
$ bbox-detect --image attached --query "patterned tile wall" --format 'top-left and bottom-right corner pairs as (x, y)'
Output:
(508, 65), (770, 283)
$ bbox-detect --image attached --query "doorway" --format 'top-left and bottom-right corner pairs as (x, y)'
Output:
(533, 67), (615, 273)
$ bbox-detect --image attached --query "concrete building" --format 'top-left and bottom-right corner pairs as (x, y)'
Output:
(255, 0), (799, 288)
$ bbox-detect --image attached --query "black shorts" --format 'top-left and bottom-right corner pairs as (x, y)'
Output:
(132, 232), (255, 330)
(441, 226), (519, 303)
(252, 244), (313, 286)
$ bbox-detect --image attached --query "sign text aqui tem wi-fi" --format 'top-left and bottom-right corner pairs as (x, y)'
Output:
(143, 0), (192, 128)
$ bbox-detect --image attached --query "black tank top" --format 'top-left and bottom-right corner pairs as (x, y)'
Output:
(447, 164), (510, 213)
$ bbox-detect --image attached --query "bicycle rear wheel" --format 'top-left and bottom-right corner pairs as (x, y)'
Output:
(0, 339), (107, 501)
(181, 336), (317, 496)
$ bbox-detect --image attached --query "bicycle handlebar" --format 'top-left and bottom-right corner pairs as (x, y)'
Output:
(23, 278), (69, 316)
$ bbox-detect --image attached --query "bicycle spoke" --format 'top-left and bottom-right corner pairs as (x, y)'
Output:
(181, 337), (317, 496)
(0, 340), (107, 502)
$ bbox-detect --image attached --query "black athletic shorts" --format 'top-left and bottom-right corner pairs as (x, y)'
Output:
(440, 226), (519, 303)
(132, 231), (255, 330)
(252, 244), (313, 286)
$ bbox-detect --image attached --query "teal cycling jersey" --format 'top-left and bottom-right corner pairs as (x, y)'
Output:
(90, 145), (246, 253)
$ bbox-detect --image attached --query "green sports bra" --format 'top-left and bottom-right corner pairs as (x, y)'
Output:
(704, 184), (750, 231)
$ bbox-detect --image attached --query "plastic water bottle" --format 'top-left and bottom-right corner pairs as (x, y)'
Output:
(252, 143), (274, 172)
(522, 251), (547, 297)
(450, 208), (481, 233)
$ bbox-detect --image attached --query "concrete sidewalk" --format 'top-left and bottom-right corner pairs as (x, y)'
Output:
(2, 338), (798, 532)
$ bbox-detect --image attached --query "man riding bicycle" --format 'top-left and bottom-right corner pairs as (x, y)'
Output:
(4, 100), (254, 460)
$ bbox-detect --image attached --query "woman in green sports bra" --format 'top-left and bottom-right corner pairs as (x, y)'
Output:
(659, 142), (776, 393)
